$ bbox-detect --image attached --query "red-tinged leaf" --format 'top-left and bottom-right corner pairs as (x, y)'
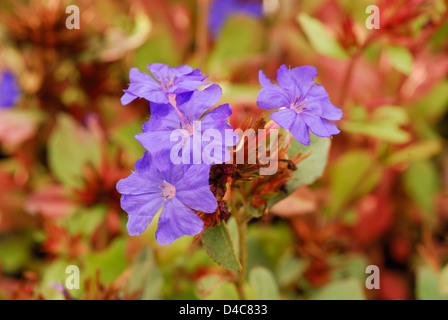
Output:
(270, 187), (317, 217)
(0, 110), (40, 148)
(379, 270), (411, 300)
(352, 193), (394, 244)
(25, 185), (75, 219)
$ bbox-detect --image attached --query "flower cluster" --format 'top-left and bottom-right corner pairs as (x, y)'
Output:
(117, 64), (238, 244)
(117, 63), (342, 245)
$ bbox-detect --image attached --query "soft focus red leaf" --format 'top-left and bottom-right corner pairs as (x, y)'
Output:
(25, 185), (75, 219)
(270, 187), (317, 217)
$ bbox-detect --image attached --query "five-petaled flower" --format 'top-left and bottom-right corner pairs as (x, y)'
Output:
(0, 70), (21, 109)
(121, 63), (210, 106)
(257, 65), (343, 146)
(116, 152), (217, 245)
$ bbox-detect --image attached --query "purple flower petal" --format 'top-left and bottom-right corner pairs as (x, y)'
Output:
(173, 65), (194, 75)
(179, 84), (223, 119)
(117, 152), (163, 194)
(290, 66), (317, 95)
(276, 65), (295, 92)
(257, 70), (291, 109)
(322, 119), (340, 135)
(129, 67), (158, 85)
(135, 130), (177, 155)
(291, 115), (311, 146)
(200, 104), (234, 133)
(122, 193), (165, 236)
(172, 80), (211, 94)
(116, 174), (160, 195)
(175, 165), (217, 213)
(306, 85), (343, 121)
(161, 161), (186, 185)
(141, 90), (170, 104)
(147, 63), (170, 80)
(155, 197), (204, 245)
(0, 70), (21, 109)
(270, 108), (298, 131)
(301, 113), (331, 138)
(149, 102), (172, 119)
(121, 91), (138, 105)
(208, 0), (263, 38)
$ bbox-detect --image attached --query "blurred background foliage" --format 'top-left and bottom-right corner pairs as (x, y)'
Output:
(0, 0), (447, 300)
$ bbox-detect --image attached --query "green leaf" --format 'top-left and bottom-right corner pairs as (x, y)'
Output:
(297, 13), (348, 60)
(136, 26), (180, 70)
(48, 114), (101, 189)
(208, 16), (264, 77)
(247, 222), (295, 271)
(416, 266), (448, 300)
(385, 45), (413, 75)
(197, 281), (240, 300)
(439, 264), (448, 296)
(196, 274), (225, 297)
(201, 222), (242, 271)
(122, 247), (163, 300)
(310, 278), (366, 300)
(411, 80), (448, 122)
(226, 217), (240, 257)
(0, 235), (32, 273)
(64, 205), (106, 237)
(403, 161), (439, 221)
(328, 150), (381, 215)
(343, 106), (411, 143)
(276, 253), (307, 287)
(288, 134), (331, 188)
(269, 134), (331, 207)
(330, 254), (370, 282)
(84, 238), (127, 285)
(111, 121), (145, 160)
(249, 266), (280, 300)
(385, 140), (442, 165)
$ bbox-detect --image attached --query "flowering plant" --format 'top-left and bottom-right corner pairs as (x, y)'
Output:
(117, 62), (342, 298)
(1, 0), (447, 302)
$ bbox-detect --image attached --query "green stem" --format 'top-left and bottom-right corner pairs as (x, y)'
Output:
(236, 214), (248, 300)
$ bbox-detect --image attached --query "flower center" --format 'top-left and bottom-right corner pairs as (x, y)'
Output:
(160, 181), (176, 200)
(182, 121), (196, 136)
(160, 74), (176, 92)
(291, 95), (307, 113)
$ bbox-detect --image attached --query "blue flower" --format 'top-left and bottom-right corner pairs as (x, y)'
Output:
(208, 0), (263, 38)
(135, 84), (239, 169)
(257, 65), (343, 146)
(116, 152), (217, 245)
(0, 70), (21, 109)
(121, 63), (210, 105)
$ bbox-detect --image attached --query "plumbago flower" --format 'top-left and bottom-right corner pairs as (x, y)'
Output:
(208, 0), (264, 38)
(0, 70), (21, 109)
(121, 63), (210, 105)
(135, 84), (239, 168)
(116, 152), (217, 245)
(257, 65), (343, 145)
